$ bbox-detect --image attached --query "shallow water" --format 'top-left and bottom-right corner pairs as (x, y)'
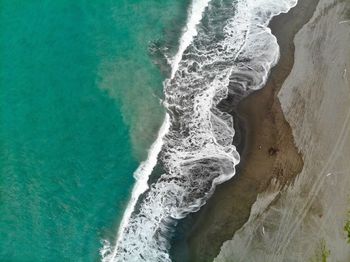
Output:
(0, 1), (187, 261)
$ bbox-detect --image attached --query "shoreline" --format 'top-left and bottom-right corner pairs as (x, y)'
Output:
(179, 1), (320, 261)
(215, 0), (350, 260)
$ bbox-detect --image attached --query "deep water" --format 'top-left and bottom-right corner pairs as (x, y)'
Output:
(0, 0), (187, 261)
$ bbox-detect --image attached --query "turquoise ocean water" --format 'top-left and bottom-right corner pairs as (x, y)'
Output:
(0, 1), (187, 261)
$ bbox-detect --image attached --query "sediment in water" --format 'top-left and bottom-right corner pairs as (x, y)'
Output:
(107, 0), (310, 261)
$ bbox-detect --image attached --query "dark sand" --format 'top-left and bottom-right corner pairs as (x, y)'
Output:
(174, 1), (321, 261)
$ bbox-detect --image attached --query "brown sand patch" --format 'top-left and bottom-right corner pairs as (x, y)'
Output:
(185, 1), (320, 261)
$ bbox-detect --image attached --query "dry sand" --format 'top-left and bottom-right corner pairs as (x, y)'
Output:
(185, 1), (320, 261)
(214, 0), (350, 261)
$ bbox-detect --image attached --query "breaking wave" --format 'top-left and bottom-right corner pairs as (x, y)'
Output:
(102, 0), (297, 261)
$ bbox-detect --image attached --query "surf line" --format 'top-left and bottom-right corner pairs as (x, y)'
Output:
(101, 0), (212, 261)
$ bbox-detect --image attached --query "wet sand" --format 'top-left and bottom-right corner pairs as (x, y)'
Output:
(214, 0), (350, 260)
(182, 1), (320, 261)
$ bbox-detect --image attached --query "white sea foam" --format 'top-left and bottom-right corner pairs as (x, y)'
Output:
(101, 114), (171, 262)
(102, 0), (298, 261)
(101, 1), (211, 261)
(170, 0), (212, 79)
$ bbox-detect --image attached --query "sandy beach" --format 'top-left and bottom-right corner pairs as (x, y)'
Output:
(183, 1), (321, 261)
(213, 0), (350, 261)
